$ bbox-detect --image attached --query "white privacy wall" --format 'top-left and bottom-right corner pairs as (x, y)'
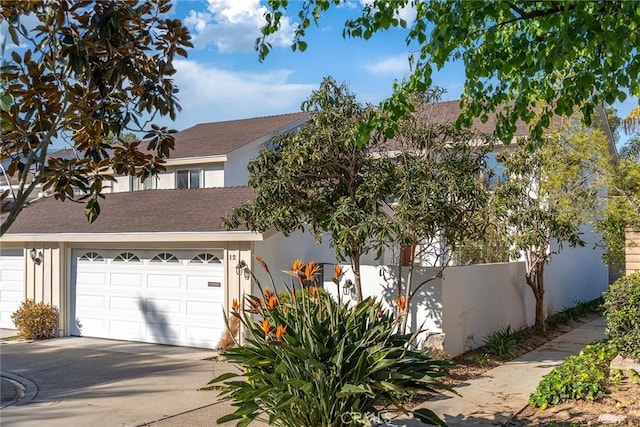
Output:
(440, 262), (535, 356)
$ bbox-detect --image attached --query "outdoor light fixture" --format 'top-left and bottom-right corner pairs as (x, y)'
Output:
(235, 260), (249, 279)
(343, 279), (354, 296)
(29, 248), (42, 265)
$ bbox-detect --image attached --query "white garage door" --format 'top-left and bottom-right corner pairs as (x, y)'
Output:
(0, 249), (25, 329)
(72, 249), (225, 349)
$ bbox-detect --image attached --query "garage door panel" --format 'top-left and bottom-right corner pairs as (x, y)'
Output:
(110, 296), (143, 311)
(76, 272), (106, 286)
(73, 250), (224, 349)
(109, 273), (143, 287)
(77, 294), (106, 309)
(147, 274), (182, 289)
(147, 298), (182, 314)
(0, 249), (24, 329)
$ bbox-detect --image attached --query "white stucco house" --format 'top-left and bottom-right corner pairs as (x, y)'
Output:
(0, 103), (615, 353)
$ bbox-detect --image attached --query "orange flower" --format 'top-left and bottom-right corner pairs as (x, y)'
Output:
(291, 259), (305, 274)
(394, 295), (408, 313)
(304, 262), (321, 280)
(333, 264), (344, 280)
(275, 324), (287, 340)
(266, 295), (278, 309)
(260, 319), (272, 335)
(232, 298), (240, 312)
(263, 288), (273, 299)
(254, 255), (270, 273)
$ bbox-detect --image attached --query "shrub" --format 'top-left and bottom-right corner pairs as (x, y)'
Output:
(483, 325), (519, 358)
(206, 260), (453, 427)
(529, 341), (617, 409)
(603, 272), (640, 361)
(11, 300), (59, 340)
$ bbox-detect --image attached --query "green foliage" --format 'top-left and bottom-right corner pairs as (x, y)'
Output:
(11, 300), (59, 340)
(258, 1), (639, 143)
(224, 77), (394, 301)
(483, 325), (519, 358)
(603, 273), (640, 362)
(493, 122), (611, 327)
(1, 1), (192, 235)
(529, 341), (617, 409)
(595, 137), (640, 267)
(207, 262), (453, 427)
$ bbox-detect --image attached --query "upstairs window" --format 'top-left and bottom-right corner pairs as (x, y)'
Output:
(176, 169), (201, 189)
(131, 175), (156, 191)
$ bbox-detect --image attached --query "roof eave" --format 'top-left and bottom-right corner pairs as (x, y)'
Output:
(1, 231), (264, 243)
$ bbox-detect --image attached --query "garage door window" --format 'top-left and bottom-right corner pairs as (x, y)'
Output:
(151, 253), (180, 263)
(190, 253), (221, 264)
(79, 252), (105, 262)
(113, 252), (141, 263)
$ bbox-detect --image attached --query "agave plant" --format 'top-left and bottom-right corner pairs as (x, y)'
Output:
(206, 259), (453, 427)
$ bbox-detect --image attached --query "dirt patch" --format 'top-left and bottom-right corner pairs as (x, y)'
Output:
(511, 378), (640, 426)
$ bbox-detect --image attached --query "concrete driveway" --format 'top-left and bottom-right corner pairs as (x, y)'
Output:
(0, 337), (237, 426)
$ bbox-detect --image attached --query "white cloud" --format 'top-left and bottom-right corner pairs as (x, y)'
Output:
(157, 59), (317, 130)
(362, 54), (411, 77)
(184, 0), (295, 53)
(360, 0), (416, 25)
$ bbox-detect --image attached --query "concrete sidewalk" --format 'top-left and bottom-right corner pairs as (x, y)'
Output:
(413, 315), (607, 426)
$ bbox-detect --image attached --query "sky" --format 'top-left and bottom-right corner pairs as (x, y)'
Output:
(2, 0), (638, 148)
(161, 0), (638, 144)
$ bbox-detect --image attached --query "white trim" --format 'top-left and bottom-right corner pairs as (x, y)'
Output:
(1, 231), (264, 243)
(163, 155), (227, 165)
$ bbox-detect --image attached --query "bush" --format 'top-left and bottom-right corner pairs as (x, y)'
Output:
(483, 325), (519, 358)
(11, 300), (59, 340)
(206, 260), (453, 427)
(529, 341), (617, 409)
(603, 272), (640, 361)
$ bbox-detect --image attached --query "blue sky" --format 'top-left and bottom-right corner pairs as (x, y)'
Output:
(163, 0), (638, 147)
(157, 0), (469, 131)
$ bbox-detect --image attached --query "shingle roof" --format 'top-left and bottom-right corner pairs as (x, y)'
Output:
(5, 187), (255, 234)
(414, 100), (531, 137)
(169, 112), (310, 158)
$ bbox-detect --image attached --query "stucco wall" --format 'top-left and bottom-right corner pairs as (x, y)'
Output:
(440, 262), (533, 356)
(252, 229), (394, 295)
(544, 226), (609, 314)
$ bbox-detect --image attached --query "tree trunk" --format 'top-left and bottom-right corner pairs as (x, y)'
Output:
(352, 252), (363, 302)
(526, 261), (546, 329)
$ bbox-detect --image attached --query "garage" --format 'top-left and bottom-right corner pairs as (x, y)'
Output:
(71, 249), (226, 349)
(0, 248), (25, 329)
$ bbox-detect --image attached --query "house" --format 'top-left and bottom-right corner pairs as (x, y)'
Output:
(0, 112), (324, 349)
(0, 104), (615, 352)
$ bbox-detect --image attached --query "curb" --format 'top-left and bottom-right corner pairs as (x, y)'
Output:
(0, 371), (39, 408)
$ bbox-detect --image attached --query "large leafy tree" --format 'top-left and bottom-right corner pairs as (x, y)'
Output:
(258, 1), (639, 142)
(0, 0), (192, 236)
(224, 77), (395, 302)
(494, 123), (611, 328)
(380, 95), (490, 331)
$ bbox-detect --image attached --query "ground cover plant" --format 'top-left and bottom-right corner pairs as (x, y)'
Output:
(207, 260), (453, 426)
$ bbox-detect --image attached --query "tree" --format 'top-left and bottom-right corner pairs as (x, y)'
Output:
(494, 123), (611, 328)
(596, 136), (640, 268)
(0, 0), (192, 236)
(258, 1), (640, 142)
(223, 77), (394, 302)
(380, 95), (490, 332)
